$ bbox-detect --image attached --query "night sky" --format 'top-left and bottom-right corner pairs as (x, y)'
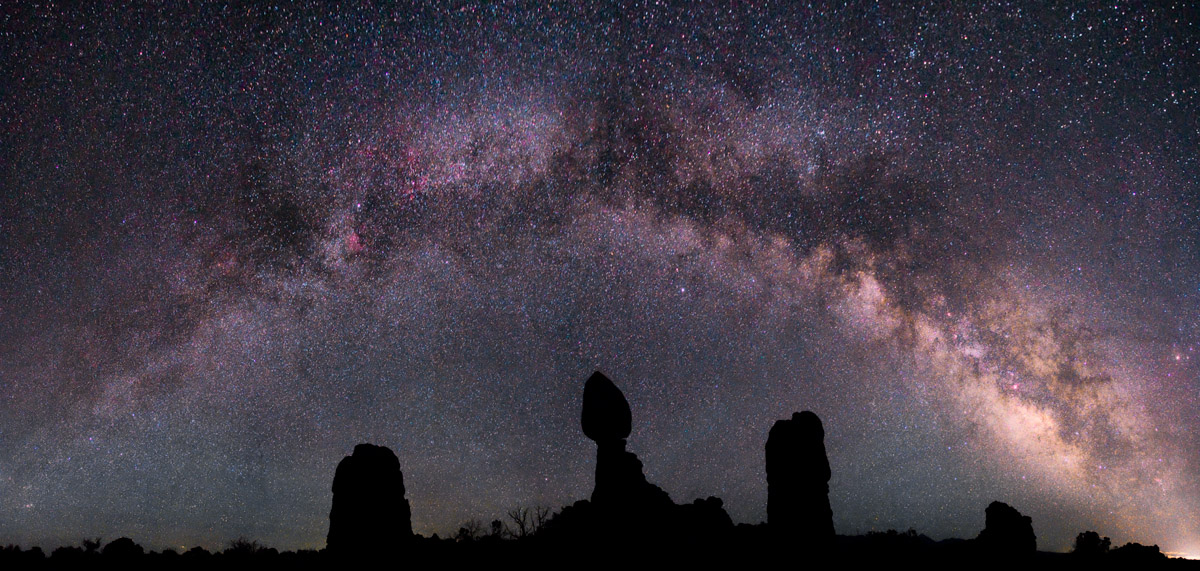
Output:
(2, 1), (1198, 556)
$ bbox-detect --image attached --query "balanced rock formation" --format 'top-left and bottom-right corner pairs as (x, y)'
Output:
(327, 443), (413, 555)
(976, 501), (1036, 555)
(581, 371), (673, 516)
(540, 371), (733, 544)
(765, 411), (834, 541)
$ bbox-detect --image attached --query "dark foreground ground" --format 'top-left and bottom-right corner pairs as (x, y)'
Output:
(3, 530), (1198, 570)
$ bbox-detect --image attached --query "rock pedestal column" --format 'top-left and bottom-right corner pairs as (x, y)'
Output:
(327, 443), (413, 556)
(766, 411), (834, 541)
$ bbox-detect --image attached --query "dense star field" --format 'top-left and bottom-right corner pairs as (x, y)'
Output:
(2, 1), (1198, 556)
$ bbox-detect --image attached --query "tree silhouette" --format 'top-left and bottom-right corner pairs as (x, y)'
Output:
(456, 519), (485, 542)
(81, 537), (102, 554)
(1073, 530), (1111, 557)
(506, 505), (552, 538)
(225, 537), (266, 556)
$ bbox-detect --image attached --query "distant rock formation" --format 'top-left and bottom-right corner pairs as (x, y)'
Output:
(765, 411), (834, 541)
(976, 501), (1035, 555)
(1110, 542), (1167, 564)
(678, 496), (735, 539)
(582, 371), (674, 512)
(100, 538), (143, 560)
(327, 443), (413, 555)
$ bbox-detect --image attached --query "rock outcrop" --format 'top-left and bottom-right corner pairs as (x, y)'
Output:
(765, 411), (834, 541)
(582, 371), (673, 512)
(327, 443), (413, 555)
(976, 501), (1036, 555)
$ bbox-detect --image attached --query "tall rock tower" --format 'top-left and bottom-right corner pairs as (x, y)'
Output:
(327, 443), (413, 556)
(765, 411), (834, 541)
